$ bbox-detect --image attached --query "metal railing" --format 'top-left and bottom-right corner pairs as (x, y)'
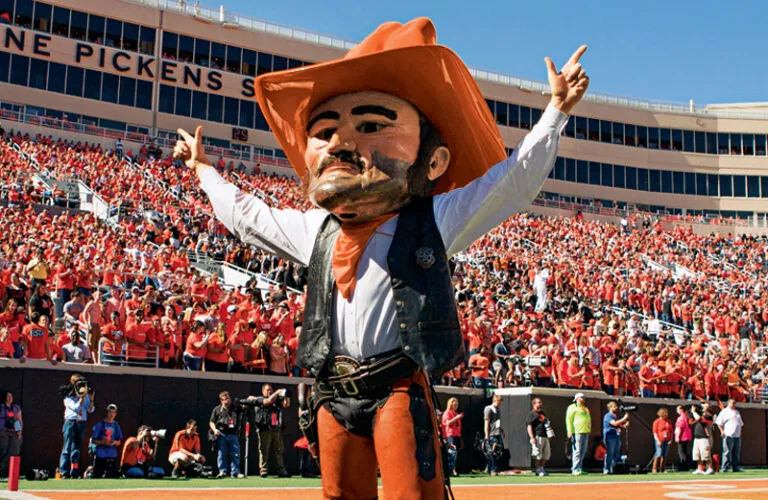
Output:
(97, 338), (161, 368)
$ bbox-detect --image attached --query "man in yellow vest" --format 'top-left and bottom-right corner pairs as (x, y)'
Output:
(565, 392), (592, 475)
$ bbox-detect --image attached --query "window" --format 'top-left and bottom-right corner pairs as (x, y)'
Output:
(227, 46), (241, 73)
(576, 160), (588, 184)
(531, 108), (541, 126)
(649, 169), (660, 192)
(208, 93), (223, 123)
(707, 174), (718, 197)
(672, 129), (683, 151)
(242, 49), (257, 76)
(706, 132), (717, 154)
(660, 128), (671, 150)
(673, 171), (684, 194)
(694, 131), (705, 154)
(485, 99), (494, 118)
(554, 157), (565, 180)
(588, 118), (599, 141)
(65, 66), (84, 97)
(743, 134), (754, 155)
(14, 0), (32, 28)
(589, 161), (601, 185)
(47, 61), (65, 93)
(175, 87), (191, 116)
(625, 166), (637, 190)
(195, 38), (210, 67)
(257, 52), (272, 74)
(273, 55), (287, 71)
(122, 22), (138, 51)
(730, 134), (741, 155)
(178, 35), (194, 63)
(255, 102), (268, 130)
(239, 99), (254, 128)
(191, 90), (207, 119)
(87, 14), (104, 44)
(575, 116), (586, 139)
(520, 106), (531, 130)
(719, 175), (732, 197)
(636, 126), (647, 147)
(28, 58), (47, 89)
(566, 158), (576, 182)
(756, 135), (766, 156)
(661, 170), (672, 193)
(494, 102), (507, 127)
(105, 18), (122, 48)
(162, 31), (177, 59)
(118, 76), (135, 106)
(158, 84), (175, 113)
(761, 177), (768, 198)
(211, 42), (226, 70)
(601, 163), (612, 187)
(139, 26), (155, 55)
(51, 6), (69, 37)
(717, 133), (728, 154)
(33, 2), (52, 32)
(135, 80), (151, 109)
(612, 122), (623, 145)
(84, 69), (101, 100)
(648, 128), (659, 149)
(101, 73), (118, 103)
(695, 173), (707, 196)
(624, 124), (635, 146)
(637, 168), (649, 191)
(748, 176), (760, 198)
(224, 96), (239, 125)
(600, 120), (612, 143)
(733, 175), (746, 197)
(70, 10), (87, 40)
(684, 172), (695, 195)
(564, 119), (575, 138)
(288, 58), (303, 68)
(613, 164), (625, 188)
(9, 54), (29, 86)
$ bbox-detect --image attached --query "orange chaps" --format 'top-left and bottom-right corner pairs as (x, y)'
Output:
(317, 370), (446, 500)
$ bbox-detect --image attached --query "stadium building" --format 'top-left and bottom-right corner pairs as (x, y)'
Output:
(1, 0), (768, 223)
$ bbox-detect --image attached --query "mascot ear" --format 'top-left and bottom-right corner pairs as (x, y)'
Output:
(427, 146), (450, 182)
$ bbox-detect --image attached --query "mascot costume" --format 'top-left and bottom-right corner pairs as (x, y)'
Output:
(174, 17), (588, 499)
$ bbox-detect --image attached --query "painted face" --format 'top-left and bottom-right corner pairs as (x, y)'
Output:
(304, 91), (442, 222)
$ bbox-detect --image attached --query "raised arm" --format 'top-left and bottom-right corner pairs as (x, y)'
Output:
(174, 126), (327, 266)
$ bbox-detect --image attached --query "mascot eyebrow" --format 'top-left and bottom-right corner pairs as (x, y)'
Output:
(306, 105), (398, 132)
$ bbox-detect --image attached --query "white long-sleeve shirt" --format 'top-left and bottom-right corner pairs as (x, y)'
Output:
(200, 105), (568, 360)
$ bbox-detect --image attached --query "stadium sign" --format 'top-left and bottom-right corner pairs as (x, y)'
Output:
(2, 25), (257, 98)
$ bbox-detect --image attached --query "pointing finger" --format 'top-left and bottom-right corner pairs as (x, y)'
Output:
(194, 125), (203, 144)
(544, 57), (558, 77)
(177, 128), (194, 142)
(567, 45), (588, 66)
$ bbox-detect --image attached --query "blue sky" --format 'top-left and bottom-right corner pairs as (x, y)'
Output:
(225, 0), (768, 105)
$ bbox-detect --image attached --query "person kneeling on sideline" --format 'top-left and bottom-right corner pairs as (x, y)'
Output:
(169, 419), (205, 479)
(121, 426), (165, 478)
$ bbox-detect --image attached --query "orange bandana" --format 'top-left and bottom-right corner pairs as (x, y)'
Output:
(332, 215), (395, 300)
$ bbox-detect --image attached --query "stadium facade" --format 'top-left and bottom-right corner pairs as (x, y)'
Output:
(1, 0), (768, 222)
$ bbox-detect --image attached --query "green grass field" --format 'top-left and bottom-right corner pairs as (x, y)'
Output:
(15, 469), (768, 490)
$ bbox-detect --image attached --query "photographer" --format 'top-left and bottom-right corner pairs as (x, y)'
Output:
(120, 426), (166, 478)
(0, 390), (22, 481)
(59, 374), (95, 478)
(91, 404), (123, 478)
(169, 419), (205, 479)
(247, 384), (290, 478)
(602, 401), (629, 475)
(208, 391), (244, 478)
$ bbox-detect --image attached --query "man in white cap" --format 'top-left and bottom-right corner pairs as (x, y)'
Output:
(565, 392), (591, 475)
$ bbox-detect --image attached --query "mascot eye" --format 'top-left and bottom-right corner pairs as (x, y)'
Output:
(357, 122), (388, 134)
(313, 128), (336, 142)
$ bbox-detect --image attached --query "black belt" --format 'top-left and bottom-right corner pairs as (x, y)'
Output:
(315, 350), (417, 398)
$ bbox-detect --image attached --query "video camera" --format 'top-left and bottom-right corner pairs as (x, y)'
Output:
(58, 375), (94, 398)
(619, 402), (639, 413)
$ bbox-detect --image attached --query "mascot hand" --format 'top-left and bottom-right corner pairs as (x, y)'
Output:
(545, 45), (590, 115)
(173, 125), (211, 173)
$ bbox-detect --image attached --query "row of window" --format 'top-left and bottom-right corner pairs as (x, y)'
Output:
(158, 83), (270, 132)
(161, 31), (309, 76)
(0, 100), (150, 136)
(0, 52), (153, 109)
(487, 99), (768, 157)
(538, 191), (757, 220)
(549, 156), (768, 199)
(0, 0), (156, 54)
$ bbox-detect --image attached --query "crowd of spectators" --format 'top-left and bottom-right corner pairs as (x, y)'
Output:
(1, 128), (768, 405)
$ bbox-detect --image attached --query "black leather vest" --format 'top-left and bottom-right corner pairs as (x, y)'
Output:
(297, 197), (464, 378)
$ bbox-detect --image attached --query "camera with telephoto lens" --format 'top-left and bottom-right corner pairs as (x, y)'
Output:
(149, 429), (167, 440)
(619, 403), (638, 413)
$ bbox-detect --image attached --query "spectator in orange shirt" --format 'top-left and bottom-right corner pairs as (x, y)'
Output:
(22, 312), (53, 362)
(169, 419), (205, 479)
(184, 320), (209, 371)
(652, 407), (673, 473)
(205, 324), (229, 373)
(100, 311), (126, 365)
(227, 321), (253, 373)
(469, 346), (491, 389)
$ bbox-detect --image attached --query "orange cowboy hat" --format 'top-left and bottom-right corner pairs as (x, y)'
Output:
(254, 17), (506, 195)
